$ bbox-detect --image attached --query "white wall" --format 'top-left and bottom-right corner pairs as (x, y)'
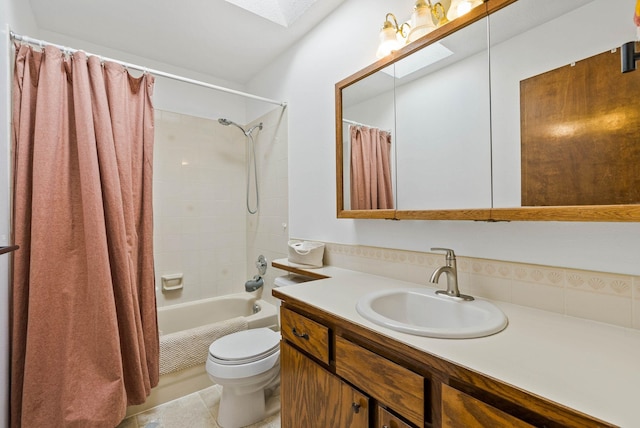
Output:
(247, 0), (640, 276)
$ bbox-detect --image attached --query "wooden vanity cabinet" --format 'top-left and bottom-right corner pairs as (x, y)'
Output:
(280, 305), (423, 428)
(335, 335), (424, 427)
(280, 341), (369, 427)
(277, 298), (617, 428)
(378, 407), (414, 428)
(441, 384), (533, 428)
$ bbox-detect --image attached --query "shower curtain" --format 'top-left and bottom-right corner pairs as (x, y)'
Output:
(350, 125), (394, 210)
(11, 44), (159, 427)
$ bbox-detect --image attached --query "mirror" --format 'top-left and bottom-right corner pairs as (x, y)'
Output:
(341, 64), (396, 212)
(395, 17), (491, 210)
(336, 0), (640, 221)
(489, 0), (640, 209)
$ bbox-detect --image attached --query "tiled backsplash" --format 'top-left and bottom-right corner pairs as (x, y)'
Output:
(322, 242), (640, 330)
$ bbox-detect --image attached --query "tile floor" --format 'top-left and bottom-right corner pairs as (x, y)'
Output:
(117, 385), (280, 428)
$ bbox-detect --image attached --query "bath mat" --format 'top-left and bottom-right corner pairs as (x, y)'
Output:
(159, 316), (249, 375)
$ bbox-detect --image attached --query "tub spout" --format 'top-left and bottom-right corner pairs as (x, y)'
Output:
(245, 275), (264, 292)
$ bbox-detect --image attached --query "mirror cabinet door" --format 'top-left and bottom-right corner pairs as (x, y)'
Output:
(341, 64), (396, 211)
(489, 0), (640, 209)
(337, 0), (640, 221)
(395, 17), (492, 210)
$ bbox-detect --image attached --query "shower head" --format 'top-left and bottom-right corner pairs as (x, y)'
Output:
(217, 118), (263, 136)
(218, 117), (247, 134)
(217, 117), (263, 214)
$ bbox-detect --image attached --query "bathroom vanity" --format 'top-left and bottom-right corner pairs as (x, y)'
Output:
(272, 262), (638, 427)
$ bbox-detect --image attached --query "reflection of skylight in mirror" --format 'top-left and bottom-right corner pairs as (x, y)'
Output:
(383, 43), (454, 78)
(225, 0), (319, 27)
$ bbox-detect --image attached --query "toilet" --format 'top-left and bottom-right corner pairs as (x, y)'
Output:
(206, 273), (313, 427)
(206, 328), (281, 427)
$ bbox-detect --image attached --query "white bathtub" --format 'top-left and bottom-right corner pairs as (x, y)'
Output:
(126, 292), (278, 417)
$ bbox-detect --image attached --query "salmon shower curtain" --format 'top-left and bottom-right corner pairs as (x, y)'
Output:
(350, 125), (394, 210)
(11, 44), (159, 427)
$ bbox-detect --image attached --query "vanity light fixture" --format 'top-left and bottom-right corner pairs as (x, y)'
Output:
(621, 41), (640, 72)
(407, 0), (436, 43)
(430, 0), (450, 27)
(450, 0), (484, 19)
(376, 13), (411, 59)
(376, 0), (485, 58)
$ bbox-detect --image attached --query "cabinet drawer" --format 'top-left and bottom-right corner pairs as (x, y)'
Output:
(280, 306), (330, 364)
(442, 384), (534, 428)
(378, 406), (413, 428)
(335, 336), (424, 427)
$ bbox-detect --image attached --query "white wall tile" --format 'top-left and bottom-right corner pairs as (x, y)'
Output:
(511, 280), (565, 314)
(154, 110), (248, 306)
(246, 109), (289, 285)
(565, 289), (632, 328)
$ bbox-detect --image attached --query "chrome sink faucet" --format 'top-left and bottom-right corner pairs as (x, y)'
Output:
(429, 248), (474, 301)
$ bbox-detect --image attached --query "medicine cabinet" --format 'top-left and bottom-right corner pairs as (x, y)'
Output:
(336, 0), (640, 221)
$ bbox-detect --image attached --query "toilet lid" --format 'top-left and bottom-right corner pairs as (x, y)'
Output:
(209, 328), (280, 365)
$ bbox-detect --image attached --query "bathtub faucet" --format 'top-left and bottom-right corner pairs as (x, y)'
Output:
(245, 275), (264, 292)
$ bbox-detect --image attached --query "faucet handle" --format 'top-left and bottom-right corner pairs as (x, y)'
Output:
(430, 248), (456, 261)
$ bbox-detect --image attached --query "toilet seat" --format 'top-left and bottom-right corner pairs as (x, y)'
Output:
(209, 328), (280, 365)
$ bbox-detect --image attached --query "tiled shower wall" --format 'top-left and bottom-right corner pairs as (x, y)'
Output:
(153, 108), (289, 307)
(153, 110), (248, 307)
(245, 108), (289, 306)
(323, 243), (640, 330)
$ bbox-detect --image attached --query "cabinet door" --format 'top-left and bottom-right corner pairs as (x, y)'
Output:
(378, 406), (413, 428)
(442, 384), (534, 428)
(335, 336), (424, 427)
(281, 341), (369, 428)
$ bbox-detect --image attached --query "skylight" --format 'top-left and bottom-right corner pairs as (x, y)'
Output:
(382, 43), (454, 79)
(225, 0), (319, 28)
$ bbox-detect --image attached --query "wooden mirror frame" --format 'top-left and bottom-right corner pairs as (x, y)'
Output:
(335, 0), (640, 222)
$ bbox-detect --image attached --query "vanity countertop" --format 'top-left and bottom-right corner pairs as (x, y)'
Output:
(272, 261), (640, 427)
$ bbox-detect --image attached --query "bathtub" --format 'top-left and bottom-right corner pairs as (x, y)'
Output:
(126, 292), (278, 417)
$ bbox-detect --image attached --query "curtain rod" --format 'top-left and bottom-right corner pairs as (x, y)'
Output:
(343, 118), (391, 132)
(9, 31), (287, 108)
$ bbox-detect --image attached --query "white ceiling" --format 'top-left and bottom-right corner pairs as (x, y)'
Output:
(28, 0), (347, 84)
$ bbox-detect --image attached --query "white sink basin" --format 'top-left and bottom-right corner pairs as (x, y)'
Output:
(356, 288), (508, 339)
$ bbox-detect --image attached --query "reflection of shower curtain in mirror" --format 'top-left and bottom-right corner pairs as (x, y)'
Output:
(350, 125), (394, 210)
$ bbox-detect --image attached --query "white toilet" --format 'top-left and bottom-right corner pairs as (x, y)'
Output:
(206, 328), (281, 428)
(206, 274), (313, 428)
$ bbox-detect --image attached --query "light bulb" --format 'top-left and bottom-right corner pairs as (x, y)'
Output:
(376, 26), (402, 58)
(408, 0), (435, 43)
(456, 0), (472, 16)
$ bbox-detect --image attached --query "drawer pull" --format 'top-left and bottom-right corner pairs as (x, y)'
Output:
(352, 402), (361, 414)
(291, 327), (309, 340)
